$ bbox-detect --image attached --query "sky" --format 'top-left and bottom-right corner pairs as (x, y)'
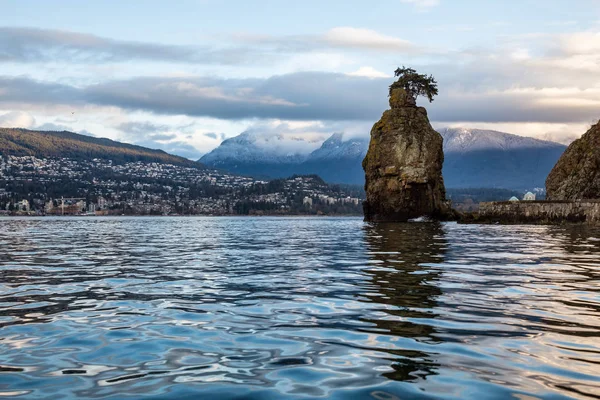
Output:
(1, 0), (599, 159)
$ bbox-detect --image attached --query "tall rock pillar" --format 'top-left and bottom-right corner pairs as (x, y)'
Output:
(362, 88), (448, 222)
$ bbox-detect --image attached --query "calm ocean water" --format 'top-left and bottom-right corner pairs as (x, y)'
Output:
(0, 217), (599, 399)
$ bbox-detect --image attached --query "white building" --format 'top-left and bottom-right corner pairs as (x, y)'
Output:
(97, 196), (107, 210)
(523, 192), (536, 201)
(18, 199), (30, 212)
(303, 197), (313, 207)
(509, 196), (519, 202)
(45, 200), (55, 213)
(75, 200), (86, 212)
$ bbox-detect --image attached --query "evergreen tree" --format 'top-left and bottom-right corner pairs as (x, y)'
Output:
(389, 66), (438, 102)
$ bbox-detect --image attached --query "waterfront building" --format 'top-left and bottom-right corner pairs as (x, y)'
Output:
(18, 199), (30, 212)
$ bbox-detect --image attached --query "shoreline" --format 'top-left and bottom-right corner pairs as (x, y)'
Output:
(0, 213), (364, 218)
(469, 200), (600, 225)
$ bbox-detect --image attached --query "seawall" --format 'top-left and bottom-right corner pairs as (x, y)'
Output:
(474, 201), (600, 224)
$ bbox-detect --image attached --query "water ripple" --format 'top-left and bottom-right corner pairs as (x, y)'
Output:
(0, 217), (599, 399)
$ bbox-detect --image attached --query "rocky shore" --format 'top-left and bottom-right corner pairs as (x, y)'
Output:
(461, 200), (600, 225)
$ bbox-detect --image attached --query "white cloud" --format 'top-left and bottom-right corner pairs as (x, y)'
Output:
(510, 48), (531, 61)
(280, 52), (354, 73)
(0, 27), (267, 65)
(323, 27), (415, 51)
(0, 111), (36, 128)
(496, 87), (600, 108)
(2, 24), (600, 151)
(558, 31), (600, 55)
(245, 120), (331, 145)
(400, 0), (440, 11)
(231, 27), (416, 54)
(347, 66), (390, 78)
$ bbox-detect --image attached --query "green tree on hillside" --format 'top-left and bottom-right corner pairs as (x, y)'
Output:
(389, 66), (438, 102)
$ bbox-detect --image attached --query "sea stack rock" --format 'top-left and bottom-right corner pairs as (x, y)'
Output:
(362, 88), (448, 222)
(546, 120), (600, 200)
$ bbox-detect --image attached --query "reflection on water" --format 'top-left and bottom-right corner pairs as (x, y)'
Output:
(363, 223), (446, 383)
(0, 217), (599, 399)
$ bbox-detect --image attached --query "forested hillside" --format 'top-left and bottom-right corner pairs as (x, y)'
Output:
(0, 128), (200, 166)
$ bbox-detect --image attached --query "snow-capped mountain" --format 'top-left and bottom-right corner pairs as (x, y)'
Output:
(200, 128), (566, 189)
(200, 132), (368, 183)
(300, 133), (369, 184)
(198, 130), (323, 178)
(439, 128), (564, 153)
(439, 128), (567, 189)
(307, 133), (368, 160)
(199, 131), (318, 166)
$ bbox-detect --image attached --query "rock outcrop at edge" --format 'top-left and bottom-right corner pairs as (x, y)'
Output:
(546, 120), (600, 200)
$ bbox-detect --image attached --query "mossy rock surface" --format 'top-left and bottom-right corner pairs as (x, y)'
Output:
(546, 121), (600, 200)
(362, 88), (449, 222)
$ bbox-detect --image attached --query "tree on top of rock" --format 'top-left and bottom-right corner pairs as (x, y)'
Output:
(389, 67), (438, 103)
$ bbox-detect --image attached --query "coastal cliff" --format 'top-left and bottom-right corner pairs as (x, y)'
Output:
(362, 88), (448, 222)
(546, 121), (600, 200)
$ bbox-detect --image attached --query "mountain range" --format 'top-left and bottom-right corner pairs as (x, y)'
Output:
(0, 127), (568, 191)
(439, 128), (566, 189)
(199, 131), (369, 184)
(200, 128), (567, 190)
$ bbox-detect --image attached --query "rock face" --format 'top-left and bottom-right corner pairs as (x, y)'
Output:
(362, 88), (448, 222)
(477, 201), (600, 224)
(546, 121), (600, 200)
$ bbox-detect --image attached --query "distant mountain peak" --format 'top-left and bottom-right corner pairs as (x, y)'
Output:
(200, 131), (369, 183)
(437, 127), (566, 190)
(308, 133), (368, 161)
(199, 129), (324, 168)
(322, 132), (344, 146)
(439, 127), (564, 153)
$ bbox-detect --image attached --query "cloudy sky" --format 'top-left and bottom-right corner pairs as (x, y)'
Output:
(1, 0), (599, 159)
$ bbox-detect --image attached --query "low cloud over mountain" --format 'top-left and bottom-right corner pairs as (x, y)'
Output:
(201, 128), (566, 190)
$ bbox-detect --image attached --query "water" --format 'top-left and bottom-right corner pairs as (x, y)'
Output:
(0, 217), (599, 399)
